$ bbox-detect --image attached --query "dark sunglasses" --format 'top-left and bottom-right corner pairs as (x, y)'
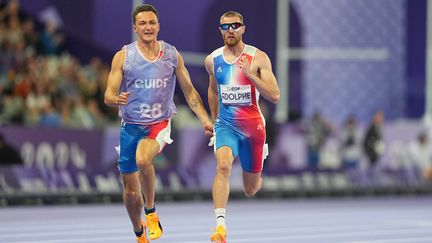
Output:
(219, 22), (243, 31)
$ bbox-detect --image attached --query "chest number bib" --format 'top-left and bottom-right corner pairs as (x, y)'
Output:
(220, 84), (252, 106)
(138, 102), (163, 118)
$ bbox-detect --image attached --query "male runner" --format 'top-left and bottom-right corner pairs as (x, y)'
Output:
(205, 10), (280, 243)
(105, 4), (213, 243)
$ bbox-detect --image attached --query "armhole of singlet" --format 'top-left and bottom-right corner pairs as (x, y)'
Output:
(211, 47), (224, 75)
(172, 45), (179, 68)
(211, 55), (215, 77)
(122, 45), (127, 73)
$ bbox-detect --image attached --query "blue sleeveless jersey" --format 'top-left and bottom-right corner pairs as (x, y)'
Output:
(119, 41), (178, 124)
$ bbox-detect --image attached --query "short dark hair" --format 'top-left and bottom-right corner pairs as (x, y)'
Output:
(132, 4), (159, 24)
(220, 11), (244, 24)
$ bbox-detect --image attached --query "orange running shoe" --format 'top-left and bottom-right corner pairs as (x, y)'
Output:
(136, 220), (149, 243)
(146, 212), (163, 240)
(210, 225), (227, 243)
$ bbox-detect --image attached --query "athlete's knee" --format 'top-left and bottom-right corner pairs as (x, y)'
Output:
(136, 154), (154, 168)
(123, 189), (142, 203)
(216, 160), (232, 177)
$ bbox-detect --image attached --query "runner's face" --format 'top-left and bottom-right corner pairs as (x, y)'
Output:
(133, 11), (160, 43)
(220, 16), (244, 46)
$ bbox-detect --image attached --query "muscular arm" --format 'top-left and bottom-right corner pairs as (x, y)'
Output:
(104, 49), (129, 107)
(205, 55), (219, 121)
(239, 50), (280, 104)
(176, 51), (213, 133)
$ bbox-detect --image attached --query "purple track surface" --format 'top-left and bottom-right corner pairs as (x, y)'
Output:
(1, 196), (432, 243)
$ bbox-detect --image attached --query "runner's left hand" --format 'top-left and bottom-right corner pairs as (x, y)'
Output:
(203, 120), (214, 137)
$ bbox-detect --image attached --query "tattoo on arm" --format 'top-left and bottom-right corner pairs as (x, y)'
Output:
(189, 96), (200, 109)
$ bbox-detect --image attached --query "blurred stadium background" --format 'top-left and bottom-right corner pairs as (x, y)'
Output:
(0, 0), (431, 206)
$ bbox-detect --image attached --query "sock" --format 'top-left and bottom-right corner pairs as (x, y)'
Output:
(145, 206), (156, 215)
(134, 225), (143, 237)
(215, 208), (226, 228)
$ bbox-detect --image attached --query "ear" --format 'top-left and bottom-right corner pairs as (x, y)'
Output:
(132, 25), (137, 33)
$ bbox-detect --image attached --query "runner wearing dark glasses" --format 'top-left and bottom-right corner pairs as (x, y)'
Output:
(205, 10), (280, 243)
(219, 22), (243, 31)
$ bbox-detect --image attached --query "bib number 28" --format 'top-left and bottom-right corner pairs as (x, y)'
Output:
(139, 103), (163, 118)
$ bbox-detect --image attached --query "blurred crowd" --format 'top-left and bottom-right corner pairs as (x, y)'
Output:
(0, 0), (118, 129)
(303, 110), (432, 182)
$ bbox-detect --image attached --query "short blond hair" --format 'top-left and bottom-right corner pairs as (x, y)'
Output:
(220, 11), (243, 24)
